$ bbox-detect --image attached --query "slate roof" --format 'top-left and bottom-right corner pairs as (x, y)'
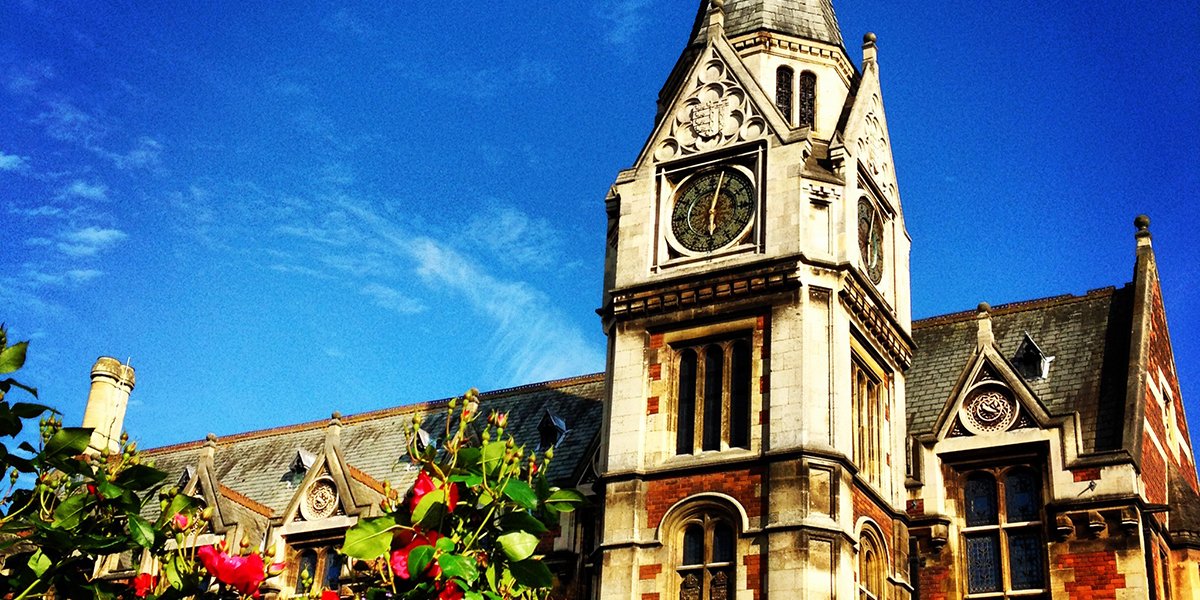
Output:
(142, 374), (605, 519)
(690, 0), (844, 48)
(906, 286), (1134, 454)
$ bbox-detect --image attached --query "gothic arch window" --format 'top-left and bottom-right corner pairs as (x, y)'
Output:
(674, 337), (753, 454)
(962, 466), (1046, 597)
(291, 544), (344, 594)
(799, 71), (817, 128)
(858, 527), (886, 600)
(776, 66), (794, 124)
(673, 510), (738, 600)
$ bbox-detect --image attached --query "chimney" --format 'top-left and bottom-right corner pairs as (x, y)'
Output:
(82, 357), (135, 454)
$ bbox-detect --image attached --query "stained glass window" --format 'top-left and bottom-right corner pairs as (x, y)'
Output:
(798, 71), (816, 127)
(965, 473), (998, 527)
(676, 513), (737, 600)
(962, 467), (1046, 598)
(295, 550), (318, 594)
(322, 547), (343, 591)
(775, 66), (794, 124)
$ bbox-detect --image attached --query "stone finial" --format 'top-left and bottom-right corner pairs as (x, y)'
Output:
(976, 302), (994, 348)
(200, 432), (218, 461)
(330, 411), (343, 426)
(862, 32), (878, 65)
(205, 433), (218, 447)
(1134, 214), (1152, 246)
(707, 0), (725, 38)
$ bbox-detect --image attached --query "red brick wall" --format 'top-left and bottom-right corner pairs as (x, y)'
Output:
(743, 553), (761, 600)
(851, 484), (896, 556)
(1055, 549), (1126, 599)
(645, 468), (764, 529)
(1144, 279), (1198, 489)
(917, 555), (952, 600)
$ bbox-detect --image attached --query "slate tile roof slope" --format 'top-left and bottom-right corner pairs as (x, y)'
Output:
(142, 374), (605, 518)
(690, 0), (844, 48)
(906, 286), (1134, 455)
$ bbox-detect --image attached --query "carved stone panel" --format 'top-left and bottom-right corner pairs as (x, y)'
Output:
(655, 51), (768, 162)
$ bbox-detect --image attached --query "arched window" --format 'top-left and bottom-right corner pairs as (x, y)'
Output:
(674, 336), (755, 454)
(322, 546), (343, 591)
(962, 467), (1046, 597)
(858, 528), (885, 600)
(799, 71), (817, 128)
(776, 66), (794, 124)
(677, 515), (736, 600)
(295, 549), (318, 594)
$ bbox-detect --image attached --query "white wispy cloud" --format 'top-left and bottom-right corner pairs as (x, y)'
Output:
(0, 150), (28, 171)
(112, 136), (162, 170)
(56, 226), (127, 257)
(359, 282), (426, 315)
(597, 0), (654, 51)
(65, 269), (103, 282)
(344, 201), (602, 383)
(59, 180), (108, 201)
(9, 205), (61, 217)
(466, 205), (561, 270)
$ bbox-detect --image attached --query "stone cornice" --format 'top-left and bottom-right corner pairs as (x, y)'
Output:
(840, 274), (913, 369)
(603, 256), (802, 322)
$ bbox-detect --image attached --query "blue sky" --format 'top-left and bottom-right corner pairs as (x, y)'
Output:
(2, 1), (1197, 450)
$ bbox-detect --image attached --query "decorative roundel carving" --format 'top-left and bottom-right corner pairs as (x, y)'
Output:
(961, 387), (1018, 434)
(302, 478), (339, 520)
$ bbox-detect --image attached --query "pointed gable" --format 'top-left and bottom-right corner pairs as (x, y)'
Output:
(908, 288), (1134, 454)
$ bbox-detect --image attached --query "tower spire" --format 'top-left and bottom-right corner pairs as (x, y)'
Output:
(689, 0), (844, 48)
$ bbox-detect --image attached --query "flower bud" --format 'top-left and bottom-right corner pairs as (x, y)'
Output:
(202, 506), (215, 521)
(544, 447), (554, 460)
(448, 397), (457, 409)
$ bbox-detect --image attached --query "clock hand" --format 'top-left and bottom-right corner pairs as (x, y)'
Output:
(708, 172), (725, 235)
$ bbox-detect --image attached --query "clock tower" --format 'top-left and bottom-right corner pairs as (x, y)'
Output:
(596, 1), (914, 599)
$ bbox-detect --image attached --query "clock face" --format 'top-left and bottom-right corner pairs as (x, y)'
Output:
(670, 167), (755, 253)
(857, 198), (884, 283)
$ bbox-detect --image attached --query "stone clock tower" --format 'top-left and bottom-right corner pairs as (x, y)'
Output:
(596, 1), (914, 599)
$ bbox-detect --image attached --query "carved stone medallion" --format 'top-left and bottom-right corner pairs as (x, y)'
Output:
(654, 51), (767, 162)
(961, 387), (1018, 434)
(301, 478), (339, 520)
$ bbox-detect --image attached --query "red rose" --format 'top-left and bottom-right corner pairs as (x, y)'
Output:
(321, 591), (340, 600)
(438, 581), (464, 600)
(197, 545), (265, 597)
(132, 573), (157, 598)
(410, 471), (459, 514)
(389, 529), (442, 580)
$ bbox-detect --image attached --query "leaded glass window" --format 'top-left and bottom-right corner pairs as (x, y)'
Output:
(961, 466), (1047, 598)
(852, 356), (889, 488)
(677, 515), (736, 600)
(674, 336), (753, 454)
(776, 66), (794, 124)
(858, 529), (885, 600)
(798, 71), (816, 128)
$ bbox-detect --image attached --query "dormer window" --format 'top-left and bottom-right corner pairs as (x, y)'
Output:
(537, 410), (569, 451)
(1012, 333), (1053, 380)
(177, 466), (195, 489)
(283, 449), (316, 488)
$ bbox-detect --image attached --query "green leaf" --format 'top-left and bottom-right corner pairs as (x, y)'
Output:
(438, 553), (479, 584)
(10, 402), (49, 419)
(116, 464), (168, 490)
(455, 447), (482, 470)
(0, 341), (28, 374)
(52, 493), (89, 530)
(27, 549), (51, 577)
(465, 592), (484, 600)
(435, 536), (456, 553)
(411, 488), (446, 524)
(128, 514), (155, 548)
(341, 515), (397, 560)
(407, 544), (434, 577)
(501, 479), (537, 511)
(497, 531), (538, 562)
(509, 558), (553, 588)
(163, 554), (183, 589)
(43, 427), (92, 460)
(0, 379), (37, 399)
(545, 488), (585, 512)
(481, 441), (506, 471)
(500, 511), (548, 534)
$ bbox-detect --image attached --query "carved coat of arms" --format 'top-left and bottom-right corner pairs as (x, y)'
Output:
(689, 99), (726, 139)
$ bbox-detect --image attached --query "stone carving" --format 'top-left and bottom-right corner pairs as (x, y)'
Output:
(302, 478), (339, 520)
(655, 52), (768, 162)
(856, 95), (898, 201)
(962, 387), (1018, 434)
